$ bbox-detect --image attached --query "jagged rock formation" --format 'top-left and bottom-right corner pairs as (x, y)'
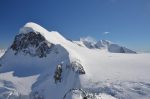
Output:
(54, 64), (63, 83)
(10, 32), (54, 58)
(66, 61), (85, 74)
(63, 88), (110, 99)
(80, 39), (136, 53)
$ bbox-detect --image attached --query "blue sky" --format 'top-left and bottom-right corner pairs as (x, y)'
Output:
(0, 0), (150, 52)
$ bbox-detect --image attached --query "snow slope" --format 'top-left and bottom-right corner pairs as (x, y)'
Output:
(0, 49), (5, 57)
(0, 22), (150, 99)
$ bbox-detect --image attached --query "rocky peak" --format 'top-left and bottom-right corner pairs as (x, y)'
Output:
(10, 31), (54, 58)
(95, 40), (112, 48)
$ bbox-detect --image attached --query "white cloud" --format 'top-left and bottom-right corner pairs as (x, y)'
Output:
(80, 36), (96, 43)
(103, 32), (110, 35)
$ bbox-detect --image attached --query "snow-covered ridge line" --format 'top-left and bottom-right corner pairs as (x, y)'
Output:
(18, 22), (136, 53)
(1, 22), (149, 99)
(76, 38), (136, 53)
(19, 22), (49, 35)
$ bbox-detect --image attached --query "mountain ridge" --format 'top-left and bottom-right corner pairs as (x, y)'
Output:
(0, 22), (149, 99)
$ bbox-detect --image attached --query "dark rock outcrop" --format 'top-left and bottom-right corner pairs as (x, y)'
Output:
(66, 61), (85, 74)
(10, 32), (54, 58)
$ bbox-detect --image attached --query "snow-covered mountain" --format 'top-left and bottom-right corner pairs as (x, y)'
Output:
(78, 38), (136, 53)
(0, 22), (150, 99)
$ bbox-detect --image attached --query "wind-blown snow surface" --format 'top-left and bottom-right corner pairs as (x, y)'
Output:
(0, 22), (150, 99)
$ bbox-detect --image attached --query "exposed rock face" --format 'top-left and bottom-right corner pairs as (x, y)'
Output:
(95, 40), (111, 48)
(10, 32), (54, 58)
(66, 61), (85, 74)
(81, 39), (136, 53)
(54, 64), (63, 84)
(108, 44), (136, 53)
(82, 40), (96, 49)
(63, 88), (102, 99)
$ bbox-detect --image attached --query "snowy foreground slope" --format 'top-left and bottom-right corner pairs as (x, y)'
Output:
(0, 22), (150, 99)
